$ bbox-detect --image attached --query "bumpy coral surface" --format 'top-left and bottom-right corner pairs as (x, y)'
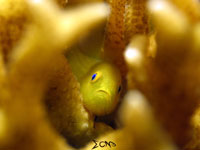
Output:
(1, 0), (200, 150)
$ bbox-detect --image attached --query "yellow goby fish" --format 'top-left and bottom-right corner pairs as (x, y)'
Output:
(67, 48), (121, 116)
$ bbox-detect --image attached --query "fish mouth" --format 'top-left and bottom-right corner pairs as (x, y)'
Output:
(97, 90), (110, 97)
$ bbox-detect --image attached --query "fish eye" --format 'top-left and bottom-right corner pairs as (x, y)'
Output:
(91, 73), (97, 81)
(118, 85), (121, 93)
(91, 72), (102, 82)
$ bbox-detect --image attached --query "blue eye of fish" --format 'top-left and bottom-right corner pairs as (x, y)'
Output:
(91, 73), (97, 80)
(118, 85), (121, 93)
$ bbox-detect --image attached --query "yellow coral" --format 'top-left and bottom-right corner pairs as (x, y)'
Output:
(1, 0), (200, 150)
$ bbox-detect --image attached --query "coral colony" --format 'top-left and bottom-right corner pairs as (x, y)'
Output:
(0, 0), (200, 150)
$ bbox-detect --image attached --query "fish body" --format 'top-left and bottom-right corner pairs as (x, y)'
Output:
(66, 48), (121, 116)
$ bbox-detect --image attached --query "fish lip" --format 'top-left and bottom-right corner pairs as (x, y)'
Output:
(97, 90), (110, 96)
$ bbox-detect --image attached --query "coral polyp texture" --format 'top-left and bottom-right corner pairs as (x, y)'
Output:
(0, 0), (200, 150)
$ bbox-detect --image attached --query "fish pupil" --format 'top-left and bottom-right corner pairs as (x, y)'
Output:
(118, 86), (121, 93)
(92, 73), (97, 80)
